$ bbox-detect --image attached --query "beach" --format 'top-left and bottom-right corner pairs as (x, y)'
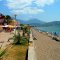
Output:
(31, 28), (60, 60)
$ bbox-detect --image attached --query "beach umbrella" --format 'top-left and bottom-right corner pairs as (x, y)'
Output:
(2, 25), (8, 28)
(0, 25), (20, 28)
(8, 25), (15, 28)
(0, 25), (14, 28)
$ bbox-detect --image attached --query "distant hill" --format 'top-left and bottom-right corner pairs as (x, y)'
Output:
(17, 19), (45, 25)
(29, 21), (60, 27)
(17, 19), (60, 27)
(41, 21), (60, 27)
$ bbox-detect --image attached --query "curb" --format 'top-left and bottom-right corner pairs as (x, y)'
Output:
(28, 31), (37, 60)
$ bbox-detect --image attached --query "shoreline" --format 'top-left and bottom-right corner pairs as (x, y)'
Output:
(32, 27), (60, 42)
(33, 27), (60, 35)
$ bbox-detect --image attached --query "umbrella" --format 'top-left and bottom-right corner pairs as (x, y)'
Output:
(8, 25), (15, 28)
(0, 25), (20, 28)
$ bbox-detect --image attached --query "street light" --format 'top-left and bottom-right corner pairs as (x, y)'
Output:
(14, 14), (17, 35)
(14, 14), (17, 20)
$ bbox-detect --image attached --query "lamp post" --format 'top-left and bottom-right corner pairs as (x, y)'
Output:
(14, 14), (17, 20)
(14, 14), (17, 35)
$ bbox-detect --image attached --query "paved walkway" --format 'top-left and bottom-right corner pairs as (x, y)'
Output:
(0, 31), (14, 49)
(28, 31), (37, 60)
(31, 28), (60, 60)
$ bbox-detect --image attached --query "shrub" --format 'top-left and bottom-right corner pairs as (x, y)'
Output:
(21, 37), (29, 45)
(13, 32), (21, 44)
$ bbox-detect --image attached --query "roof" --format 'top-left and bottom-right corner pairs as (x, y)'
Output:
(0, 14), (5, 19)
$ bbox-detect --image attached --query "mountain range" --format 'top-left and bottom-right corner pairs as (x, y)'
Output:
(40, 21), (60, 27)
(17, 18), (45, 24)
(17, 19), (60, 27)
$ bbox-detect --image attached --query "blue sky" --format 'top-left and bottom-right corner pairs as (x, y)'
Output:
(0, 0), (60, 22)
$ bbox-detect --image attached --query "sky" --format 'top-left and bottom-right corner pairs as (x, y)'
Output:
(0, 0), (60, 22)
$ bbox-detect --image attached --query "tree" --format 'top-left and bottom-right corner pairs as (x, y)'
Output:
(4, 15), (12, 24)
(0, 13), (5, 25)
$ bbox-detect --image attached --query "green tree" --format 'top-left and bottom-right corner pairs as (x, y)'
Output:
(4, 15), (12, 24)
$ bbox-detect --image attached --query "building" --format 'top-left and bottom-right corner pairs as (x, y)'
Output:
(0, 13), (5, 25)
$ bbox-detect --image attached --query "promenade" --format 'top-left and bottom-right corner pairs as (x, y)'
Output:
(0, 31), (14, 49)
(31, 28), (60, 60)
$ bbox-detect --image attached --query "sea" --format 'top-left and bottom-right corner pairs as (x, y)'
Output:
(34, 26), (60, 35)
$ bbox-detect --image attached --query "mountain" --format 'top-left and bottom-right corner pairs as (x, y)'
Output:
(17, 18), (45, 25)
(41, 21), (60, 27)
(17, 19), (27, 24)
(17, 19), (60, 27)
(27, 21), (60, 27)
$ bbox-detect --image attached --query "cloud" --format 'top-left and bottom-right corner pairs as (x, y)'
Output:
(6, 0), (55, 14)
(11, 7), (44, 14)
(6, 0), (32, 9)
(35, 0), (54, 7)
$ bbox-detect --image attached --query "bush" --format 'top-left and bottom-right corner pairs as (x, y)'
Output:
(21, 37), (29, 45)
(13, 32), (21, 44)
(8, 30), (29, 45)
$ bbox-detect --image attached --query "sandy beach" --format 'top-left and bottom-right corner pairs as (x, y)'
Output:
(31, 28), (60, 60)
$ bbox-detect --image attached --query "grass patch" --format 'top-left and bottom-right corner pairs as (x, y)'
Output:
(2, 44), (28, 60)
(0, 50), (6, 57)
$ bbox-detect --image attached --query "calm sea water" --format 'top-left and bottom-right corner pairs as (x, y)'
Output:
(34, 26), (60, 35)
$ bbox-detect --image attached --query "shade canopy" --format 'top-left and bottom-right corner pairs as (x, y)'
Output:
(0, 25), (20, 28)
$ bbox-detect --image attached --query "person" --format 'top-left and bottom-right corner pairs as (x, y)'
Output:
(54, 32), (57, 36)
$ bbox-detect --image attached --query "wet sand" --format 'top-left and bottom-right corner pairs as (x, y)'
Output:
(31, 28), (60, 60)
